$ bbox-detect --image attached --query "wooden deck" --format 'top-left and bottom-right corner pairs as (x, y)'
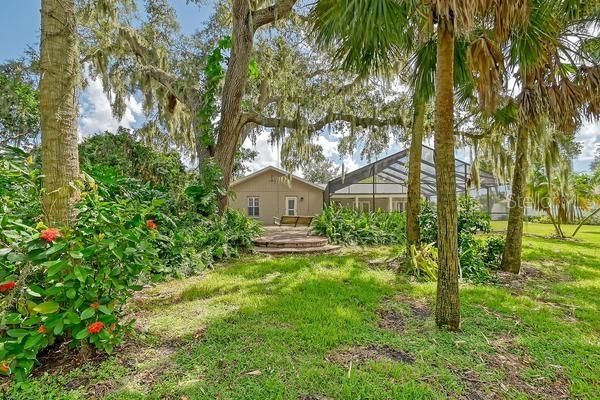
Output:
(254, 227), (341, 255)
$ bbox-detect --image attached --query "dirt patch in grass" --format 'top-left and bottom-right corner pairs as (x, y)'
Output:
(327, 345), (415, 367)
(377, 307), (406, 333)
(454, 334), (569, 399)
(407, 299), (431, 319)
(488, 335), (569, 399)
(298, 395), (333, 400)
(377, 295), (432, 333)
(494, 264), (546, 290)
(87, 380), (120, 399)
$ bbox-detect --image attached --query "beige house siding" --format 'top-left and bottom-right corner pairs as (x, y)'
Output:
(230, 168), (324, 225)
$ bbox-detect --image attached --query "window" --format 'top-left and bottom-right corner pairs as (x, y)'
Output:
(286, 196), (297, 216)
(359, 201), (371, 213)
(247, 197), (260, 217)
(393, 200), (405, 212)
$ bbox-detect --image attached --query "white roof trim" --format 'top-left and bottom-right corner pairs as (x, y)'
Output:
(230, 165), (325, 191)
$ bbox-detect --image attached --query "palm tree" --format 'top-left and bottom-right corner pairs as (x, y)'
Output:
(310, 0), (424, 248)
(418, 0), (523, 330)
(311, 0), (525, 330)
(500, 0), (600, 273)
(40, 0), (81, 226)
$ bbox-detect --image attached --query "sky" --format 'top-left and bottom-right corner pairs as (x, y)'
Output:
(1, 1), (598, 173)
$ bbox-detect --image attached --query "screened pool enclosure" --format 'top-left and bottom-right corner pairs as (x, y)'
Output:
(324, 145), (504, 217)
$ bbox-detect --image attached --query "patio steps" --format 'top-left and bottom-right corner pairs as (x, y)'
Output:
(253, 228), (341, 255)
(254, 244), (342, 255)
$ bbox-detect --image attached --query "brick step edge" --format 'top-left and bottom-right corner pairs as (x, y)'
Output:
(254, 244), (342, 255)
(253, 239), (329, 248)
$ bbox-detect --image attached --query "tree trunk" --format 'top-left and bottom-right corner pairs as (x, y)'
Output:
(214, 0), (254, 212)
(501, 126), (529, 273)
(406, 97), (426, 248)
(557, 199), (568, 225)
(193, 112), (214, 171)
(572, 208), (599, 237)
(40, 0), (80, 226)
(433, 22), (460, 331)
(543, 207), (565, 238)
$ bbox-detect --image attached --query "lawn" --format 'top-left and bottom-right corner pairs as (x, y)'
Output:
(5, 223), (600, 399)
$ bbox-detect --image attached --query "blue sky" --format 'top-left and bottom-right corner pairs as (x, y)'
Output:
(1, 1), (598, 172)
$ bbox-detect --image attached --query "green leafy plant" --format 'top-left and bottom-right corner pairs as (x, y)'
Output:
(0, 146), (263, 379)
(403, 243), (438, 281)
(0, 191), (167, 380)
(185, 161), (228, 217)
(479, 235), (505, 269)
(312, 205), (406, 245)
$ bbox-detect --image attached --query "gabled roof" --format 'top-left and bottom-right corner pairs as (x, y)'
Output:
(231, 165), (326, 191)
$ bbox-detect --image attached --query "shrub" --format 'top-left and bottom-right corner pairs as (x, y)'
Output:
(419, 196), (491, 245)
(459, 235), (491, 283)
(165, 209), (262, 276)
(0, 147), (262, 379)
(312, 205), (406, 245)
(79, 129), (188, 195)
(0, 189), (167, 380)
(416, 197), (502, 283)
(0, 147), (42, 223)
(479, 235), (505, 270)
(418, 201), (437, 244)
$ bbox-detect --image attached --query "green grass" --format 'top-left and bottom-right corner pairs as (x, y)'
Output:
(6, 223), (600, 399)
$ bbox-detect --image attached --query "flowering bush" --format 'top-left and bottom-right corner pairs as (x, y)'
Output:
(0, 146), (262, 379)
(0, 162), (168, 380)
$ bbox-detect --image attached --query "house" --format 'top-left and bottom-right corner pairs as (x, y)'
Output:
(229, 166), (325, 225)
(231, 145), (501, 224)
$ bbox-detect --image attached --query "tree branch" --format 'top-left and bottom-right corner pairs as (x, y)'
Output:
(118, 26), (195, 105)
(252, 0), (298, 30)
(242, 111), (404, 133)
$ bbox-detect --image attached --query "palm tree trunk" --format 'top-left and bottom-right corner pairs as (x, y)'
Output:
(572, 208), (600, 237)
(544, 207), (565, 238)
(501, 125), (529, 273)
(433, 22), (460, 331)
(40, 0), (80, 226)
(406, 97), (426, 248)
(214, 0), (254, 213)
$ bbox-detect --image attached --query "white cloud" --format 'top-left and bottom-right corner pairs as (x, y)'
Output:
(575, 122), (600, 161)
(78, 78), (143, 139)
(242, 130), (280, 171)
(341, 157), (360, 173)
(315, 135), (339, 158)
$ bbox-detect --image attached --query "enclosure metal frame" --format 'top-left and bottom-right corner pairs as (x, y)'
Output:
(323, 145), (499, 212)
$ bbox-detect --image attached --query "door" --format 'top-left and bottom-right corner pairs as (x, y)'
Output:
(285, 196), (297, 216)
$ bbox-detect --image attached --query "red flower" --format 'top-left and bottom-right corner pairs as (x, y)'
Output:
(87, 321), (104, 334)
(146, 220), (157, 230)
(90, 302), (100, 310)
(37, 325), (47, 334)
(0, 281), (16, 293)
(40, 228), (61, 243)
(0, 362), (9, 374)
